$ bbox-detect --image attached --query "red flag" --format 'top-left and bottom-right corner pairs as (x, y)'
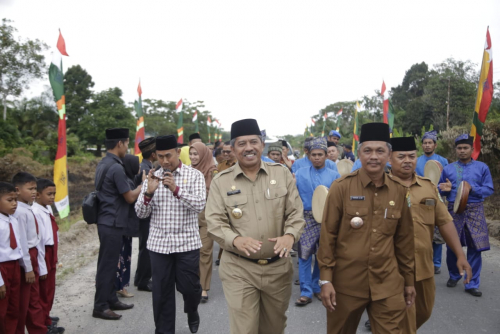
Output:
(57, 29), (69, 56)
(137, 81), (142, 97)
(381, 81), (389, 124)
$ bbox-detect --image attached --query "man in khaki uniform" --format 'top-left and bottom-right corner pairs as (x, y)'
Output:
(206, 118), (305, 334)
(318, 123), (416, 334)
(217, 141), (237, 172)
(389, 137), (472, 333)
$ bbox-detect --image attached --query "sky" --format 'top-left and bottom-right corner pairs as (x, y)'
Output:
(2, 0), (500, 137)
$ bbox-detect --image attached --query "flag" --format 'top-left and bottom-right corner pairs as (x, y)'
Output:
(381, 81), (389, 124)
(336, 108), (343, 132)
(49, 30), (70, 218)
(176, 99), (184, 143)
(192, 110), (199, 133)
(207, 116), (211, 142)
(471, 27), (494, 160)
(134, 81), (145, 156)
(321, 112), (327, 137)
(311, 118), (316, 126)
(388, 98), (395, 136)
(353, 102), (360, 158)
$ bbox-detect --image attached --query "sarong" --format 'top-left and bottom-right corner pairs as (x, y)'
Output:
(298, 211), (321, 260)
(448, 202), (490, 252)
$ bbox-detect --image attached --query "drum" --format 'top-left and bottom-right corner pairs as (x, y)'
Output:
(424, 160), (443, 185)
(312, 185), (329, 223)
(453, 181), (471, 214)
(337, 159), (354, 176)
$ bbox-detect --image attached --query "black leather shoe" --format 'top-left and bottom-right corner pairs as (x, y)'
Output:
(187, 311), (200, 333)
(215, 259), (220, 266)
(50, 316), (60, 322)
(434, 266), (441, 274)
(92, 309), (122, 320)
(465, 288), (482, 297)
(109, 301), (134, 311)
(138, 281), (153, 292)
(201, 296), (208, 303)
(447, 278), (459, 287)
(47, 326), (65, 334)
(365, 319), (371, 330)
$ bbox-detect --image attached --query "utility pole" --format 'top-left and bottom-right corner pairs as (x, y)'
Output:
(446, 77), (451, 130)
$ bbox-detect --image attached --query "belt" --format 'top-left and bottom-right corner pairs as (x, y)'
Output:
(227, 251), (281, 265)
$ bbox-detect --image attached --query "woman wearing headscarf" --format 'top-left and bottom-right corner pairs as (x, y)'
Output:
(189, 142), (217, 303)
(116, 154), (142, 298)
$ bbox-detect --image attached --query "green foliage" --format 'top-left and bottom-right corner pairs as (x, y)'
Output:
(0, 19), (48, 120)
(64, 65), (95, 133)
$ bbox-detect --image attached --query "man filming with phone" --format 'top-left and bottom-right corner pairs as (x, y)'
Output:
(135, 135), (207, 334)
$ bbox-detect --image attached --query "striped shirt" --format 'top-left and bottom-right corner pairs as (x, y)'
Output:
(135, 161), (206, 254)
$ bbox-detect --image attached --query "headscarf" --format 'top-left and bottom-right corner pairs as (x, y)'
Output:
(123, 154), (140, 180)
(190, 142), (217, 193)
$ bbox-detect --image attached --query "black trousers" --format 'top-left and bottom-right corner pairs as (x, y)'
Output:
(134, 219), (152, 288)
(150, 249), (202, 334)
(94, 224), (122, 311)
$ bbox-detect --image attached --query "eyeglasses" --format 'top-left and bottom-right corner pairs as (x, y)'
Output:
(222, 150), (232, 154)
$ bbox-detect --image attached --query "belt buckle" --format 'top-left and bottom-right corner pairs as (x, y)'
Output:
(257, 259), (268, 265)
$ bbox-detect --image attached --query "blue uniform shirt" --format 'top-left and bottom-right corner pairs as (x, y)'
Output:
(416, 153), (448, 177)
(439, 160), (494, 203)
(292, 156), (338, 174)
(295, 165), (340, 211)
(262, 156), (274, 163)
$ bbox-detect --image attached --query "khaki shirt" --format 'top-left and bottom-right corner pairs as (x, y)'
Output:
(206, 161), (305, 259)
(392, 173), (452, 281)
(217, 159), (236, 173)
(318, 168), (415, 301)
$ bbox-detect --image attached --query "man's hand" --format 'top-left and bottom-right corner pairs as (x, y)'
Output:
(282, 156), (292, 169)
(25, 271), (35, 284)
(457, 257), (473, 284)
(0, 285), (5, 299)
(233, 237), (262, 256)
(404, 286), (416, 308)
(163, 172), (177, 192)
(438, 178), (452, 192)
(147, 169), (160, 194)
(39, 274), (47, 281)
(321, 283), (336, 312)
(268, 234), (294, 258)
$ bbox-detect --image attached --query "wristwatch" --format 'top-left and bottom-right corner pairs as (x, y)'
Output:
(318, 280), (331, 287)
(144, 191), (154, 198)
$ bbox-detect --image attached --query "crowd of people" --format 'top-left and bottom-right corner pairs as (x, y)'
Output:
(0, 117), (494, 334)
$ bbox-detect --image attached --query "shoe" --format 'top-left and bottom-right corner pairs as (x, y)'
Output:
(187, 311), (200, 333)
(313, 292), (322, 301)
(117, 289), (134, 298)
(365, 319), (371, 330)
(215, 259), (220, 266)
(289, 249), (297, 257)
(50, 316), (60, 322)
(434, 266), (441, 274)
(201, 296), (208, 303)
(47, 326), (65, 333)
(294, 279), (300, 286)
(109, 301), (134, 311)
(447, 278), (459, 287)
(295, 296), (312, 306)
(465, 288), (482, 297)
(92, 309), (122, 320)
(137, 281), (153, 292)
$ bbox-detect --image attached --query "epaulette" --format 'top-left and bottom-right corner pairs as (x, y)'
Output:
(388, 173), (406, 187)
(335, 169), (359, 183)
(212, 165), (235, 180)
(415, 174), (434, 184)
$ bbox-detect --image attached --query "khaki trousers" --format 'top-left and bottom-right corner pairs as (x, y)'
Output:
(219, 251), (293, 334)
(327, 292), (407, 334)
(400, 277), (435, 333)
(198, 211), (213, 291)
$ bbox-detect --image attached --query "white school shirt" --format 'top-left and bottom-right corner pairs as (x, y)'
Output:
(0, 213), (25, 286)
(32, 203), (58, 246)
(14, 202), (47, 275)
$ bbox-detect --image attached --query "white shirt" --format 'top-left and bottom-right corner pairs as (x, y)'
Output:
(0, 213), (25, 286)
(32, 202), (58, 247)
(14, 202), (47, 276)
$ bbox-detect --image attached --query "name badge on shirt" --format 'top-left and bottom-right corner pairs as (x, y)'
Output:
(227, 190), (241, 196)
(350, 196), (365, 201)
(425, 199), (436, 206)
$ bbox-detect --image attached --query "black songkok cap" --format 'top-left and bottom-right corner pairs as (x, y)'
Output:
(156, 135), (178, 151)
(106, 128), (129, 140)
(391, 137), (417, 151)
(282, 140), (288, 147)
(327, 141), (336, 147)
(189, 133), (201, 141)
(359, 123), (390, 143)
(230, 119), (261, 140)
(138, 137), (156, 152)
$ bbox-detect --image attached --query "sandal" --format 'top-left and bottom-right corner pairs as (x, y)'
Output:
(295, 296), (312, 306)
(117, 289), (134, 298)
(314, 292), (322, 301)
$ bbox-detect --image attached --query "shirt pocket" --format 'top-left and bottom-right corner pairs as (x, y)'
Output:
(265, 186), (288, 220)
(418, 201), (435, 225)
(345, 206), (369, 232)
(379, 208), (401, 235)
(223, 195), (249, 227)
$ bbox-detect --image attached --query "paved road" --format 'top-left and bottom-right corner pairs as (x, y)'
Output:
(52, 240), (500, 333)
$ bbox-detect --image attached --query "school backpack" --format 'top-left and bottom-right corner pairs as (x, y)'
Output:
(81, 161), (115, 224)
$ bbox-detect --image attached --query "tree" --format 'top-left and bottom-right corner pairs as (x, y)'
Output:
(0, 19), (48, 120)
(64, 65), (95, 133)
(79, 88), (136, 155)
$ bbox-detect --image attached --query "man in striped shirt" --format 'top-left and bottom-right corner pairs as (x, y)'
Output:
(135, 135), (206, 334)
